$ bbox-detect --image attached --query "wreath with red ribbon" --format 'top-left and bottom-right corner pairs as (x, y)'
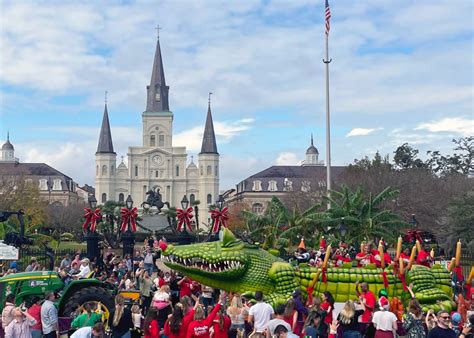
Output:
(82, 208), (101, 232)
(120, 207), (138, 232)
(209, 207), (229, 233)
(176, 207), (193, 232)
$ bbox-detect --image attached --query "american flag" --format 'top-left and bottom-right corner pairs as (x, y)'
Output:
(325, 0), (331, 35)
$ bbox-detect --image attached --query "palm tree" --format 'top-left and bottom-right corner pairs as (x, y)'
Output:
(322, 185), (406, 244)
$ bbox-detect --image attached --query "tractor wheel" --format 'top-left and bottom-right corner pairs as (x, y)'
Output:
(62, 286), (115, 323)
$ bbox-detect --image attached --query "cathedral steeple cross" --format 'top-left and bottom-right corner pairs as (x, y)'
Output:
(208, 92), (213, 106)
(155, 24), (162, 40)
(105, 90), (108, 104)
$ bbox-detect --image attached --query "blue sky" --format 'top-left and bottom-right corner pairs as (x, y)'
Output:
(0, 0), (473, 190)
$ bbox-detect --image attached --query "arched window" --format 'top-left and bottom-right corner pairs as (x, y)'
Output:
(159, 134), (165, 147)
(118, 193), (124, 202)
(215, 165), (218, 177)
(96, 165), (99, 175)
(101, 193), (107, 203)
(190, 194), (195, 204)
(200, 166), (203, 176)
(252, 203), (264, 214)
(102, 165), (107, 175)
(135, 165), (138, 177)
(111, 166), (115, 175)
(207, 194), (212, 204)
(150, 135), (156, 147)
(207, 165), (212, 176)
(175, 165), (179, 177)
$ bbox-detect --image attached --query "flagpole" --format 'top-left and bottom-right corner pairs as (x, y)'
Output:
(323, 2), (332, 209)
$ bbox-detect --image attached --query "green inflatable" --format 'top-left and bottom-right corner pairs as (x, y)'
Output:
(163, 228), (454, 312)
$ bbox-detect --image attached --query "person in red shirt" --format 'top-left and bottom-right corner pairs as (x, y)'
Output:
(186, 295), (223, 338)
(356, 281), (376, 326)
(356, 244), (373, 267)
(179, 276), (192, 299)
(416, 244), (433, 267)
(373, 243), (392, 268)
(144, 308), (160, 338)
(320, 291), (335, 326)
(27, 296), (42, 338)
(400, 247), (411, 263)
(211, 307), (231, 338)
(165, 296), (200, 338)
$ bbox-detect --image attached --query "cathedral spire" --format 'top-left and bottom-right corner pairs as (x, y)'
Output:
(146, 31), (170, 112)
(200, 93), (218, 155)
(96, 101), (115, 154)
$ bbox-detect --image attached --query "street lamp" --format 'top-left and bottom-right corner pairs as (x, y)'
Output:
(181, 195), (189, 210)
(122, 195), (135, 259)
(85, 195), (100, 262)
(339, 217), (347, 238)
(216, 195), (224, 210)
(88, 195), (97, 209)
(126, 195), (134, 209)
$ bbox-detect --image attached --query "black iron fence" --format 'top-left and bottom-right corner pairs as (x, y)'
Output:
(17, 247), (80, 271)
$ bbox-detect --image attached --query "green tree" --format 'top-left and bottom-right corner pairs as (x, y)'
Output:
(323, 185), (406, 244)
(440, 191), (474, 256)
(426, 136), (474, 176)
(393, 143), (426, 170)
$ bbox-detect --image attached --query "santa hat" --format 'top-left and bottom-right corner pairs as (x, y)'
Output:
(298, 238), (306, 249)
(378, 296), (389, 310)
(159, 239), (168, 252)
(319, 236), (326, 249)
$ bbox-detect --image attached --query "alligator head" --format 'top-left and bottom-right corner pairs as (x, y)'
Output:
(162, 228), (280, 294)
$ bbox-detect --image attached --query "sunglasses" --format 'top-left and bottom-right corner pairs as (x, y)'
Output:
(440, 316), (450, 320)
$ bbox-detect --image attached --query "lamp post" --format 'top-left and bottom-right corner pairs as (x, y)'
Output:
(409, 214), (418, 228)
(339, 217), (347, 240)
(122, 195), (135, 258)
(85, 195), (100, 261)
(179, 195), (192, 244)
(209, 195), (225, 241)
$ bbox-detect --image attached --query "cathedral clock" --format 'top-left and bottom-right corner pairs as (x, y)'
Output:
(151, 154), (163, 166)
(155, 92), (161, 101)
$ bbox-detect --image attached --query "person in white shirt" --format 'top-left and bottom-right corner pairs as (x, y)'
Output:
(372, 297), (397, 337)
(248, 291), (274, 333)
(265, 304), (292, 337)
(71, 322), (105, 338)
(5, 307), (37, 338)
(74, 258), (91, 279)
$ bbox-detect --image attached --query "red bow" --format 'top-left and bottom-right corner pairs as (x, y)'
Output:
(398, 273), (408, 291)
(322, 267), (327, 283)
(83, 208), (101, 232)
(209, 207), (229, 233)
(120, 207), (138, 232)
(381, 271), (389, 288)
(404, 230), (423, 244)
(176, 207), (193, 232)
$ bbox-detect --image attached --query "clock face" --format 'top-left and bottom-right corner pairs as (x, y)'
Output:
(151, 154), (163, 166)
(155, 92), (161, 101)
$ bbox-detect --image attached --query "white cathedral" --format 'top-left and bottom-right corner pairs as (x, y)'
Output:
(94, 37), (219, 219)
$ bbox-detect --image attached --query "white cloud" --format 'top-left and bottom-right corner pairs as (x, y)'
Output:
(346, 127), (383, 137)
(275, 152), (300, 165)
(415, 117), (474, 136)
(174, 118), (254, 152)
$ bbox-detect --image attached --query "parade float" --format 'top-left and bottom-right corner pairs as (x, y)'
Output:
(163, 228), (460, 312)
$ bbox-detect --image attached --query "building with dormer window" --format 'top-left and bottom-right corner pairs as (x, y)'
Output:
(225, 137), (345, 214)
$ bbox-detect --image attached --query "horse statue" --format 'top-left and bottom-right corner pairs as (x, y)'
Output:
(141, 188), (170, 214)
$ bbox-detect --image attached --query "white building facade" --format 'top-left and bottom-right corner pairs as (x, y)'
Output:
(94, 37), (219, 220)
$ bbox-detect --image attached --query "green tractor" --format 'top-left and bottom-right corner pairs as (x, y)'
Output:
(0, 271), (115, 321)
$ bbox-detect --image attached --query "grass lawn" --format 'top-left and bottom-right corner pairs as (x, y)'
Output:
(57, 242), (86, 251)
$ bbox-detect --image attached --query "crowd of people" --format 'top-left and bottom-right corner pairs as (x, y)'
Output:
(1, 236), (473, 338)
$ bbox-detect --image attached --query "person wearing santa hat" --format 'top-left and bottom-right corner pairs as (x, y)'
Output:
(314, 237), (327, 266)
(356, 244), (374, 267)
(372, 297), (398, 338)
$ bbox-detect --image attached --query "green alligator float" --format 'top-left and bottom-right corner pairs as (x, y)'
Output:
(163, 229), (455, 312)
